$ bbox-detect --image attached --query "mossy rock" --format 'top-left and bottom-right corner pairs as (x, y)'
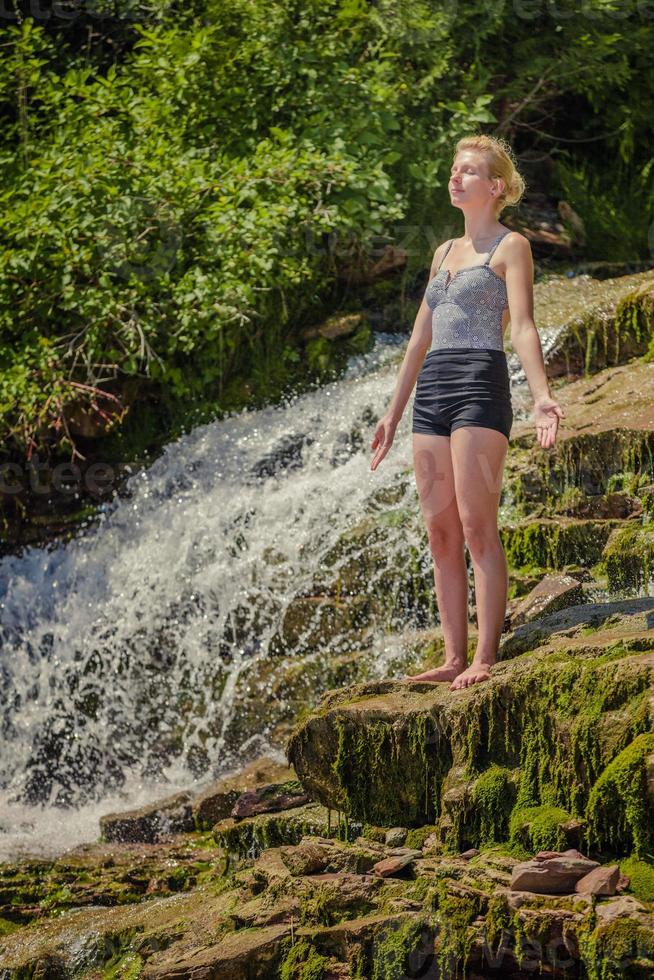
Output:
(603, 525), (654, 594)
(212, 803), (351, 859)
(544, 271), (654, 378)
(505, 429), (654, 516)
(287, 632), (654, 853)
(500, 517), (619, 571)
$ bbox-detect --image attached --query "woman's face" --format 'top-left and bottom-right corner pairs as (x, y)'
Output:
(448, 150), (500, 209)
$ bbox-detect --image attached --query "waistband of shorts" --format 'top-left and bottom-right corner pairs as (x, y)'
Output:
(425, 347), (507, 359)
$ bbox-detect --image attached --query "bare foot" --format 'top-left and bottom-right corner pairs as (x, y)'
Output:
(401, 661), (466, 684)
(448, 659), (494, 691)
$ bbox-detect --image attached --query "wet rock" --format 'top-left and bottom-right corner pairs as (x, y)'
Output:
(530, 270), (654, 378)
(141, 921), (290, 979)
(575, 864), (620, 895)
(460, 848), (480, 860)
(213, 803), (337, 859)
(603, 524), (654, 593)
(100, 791), (195, 844)
(498, 596), (654, 661)
(558, 490), (643, 520)
(302, 312), (367, 340)
(385, 827), (408, 847)
(0, 834), (225, 926)
(1, 829), (652, 979)
(279, 840), (332, 876)
(373, 850), (421, 878)
(510, 854), (600, 893)
(287, 626), (654, 846)
(231, 779), (310, 818)
(507, 573), (584, 628)
(192, 757), (295, 829)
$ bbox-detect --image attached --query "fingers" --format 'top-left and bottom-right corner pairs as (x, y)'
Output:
(370, 442), (391, 470)
(536, 417), (558, 449)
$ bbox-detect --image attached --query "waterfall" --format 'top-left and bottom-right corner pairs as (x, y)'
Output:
(0, 334), (421, 857)
(0, 322), (556, 860)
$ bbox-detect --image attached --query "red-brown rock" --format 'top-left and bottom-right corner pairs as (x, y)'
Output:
(575, 865), (620, 896)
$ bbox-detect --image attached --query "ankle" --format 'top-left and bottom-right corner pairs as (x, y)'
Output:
(473, 651), (497, 666)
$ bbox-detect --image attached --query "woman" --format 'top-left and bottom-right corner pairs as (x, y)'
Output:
(370, 134), (565, 691)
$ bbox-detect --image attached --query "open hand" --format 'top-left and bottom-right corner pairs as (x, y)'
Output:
(534, 396), (565, 449)
(370, 414), (398, 471)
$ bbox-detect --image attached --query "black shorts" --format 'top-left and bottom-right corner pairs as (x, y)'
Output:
(411, 348), (513, 440)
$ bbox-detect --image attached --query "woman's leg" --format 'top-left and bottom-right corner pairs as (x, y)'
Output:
(448, 425), (509, 690)
(404, 432), (469, 682)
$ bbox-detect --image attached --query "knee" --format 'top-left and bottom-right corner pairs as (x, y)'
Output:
(460, 518), (500, 557)
(425, 514), (464, 556)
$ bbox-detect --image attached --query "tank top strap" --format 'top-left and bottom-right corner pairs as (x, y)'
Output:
(484, 229), (510, 265)
(436, 239), (454, 270)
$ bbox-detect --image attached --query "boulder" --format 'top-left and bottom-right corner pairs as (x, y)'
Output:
(575, 865), (620, 896)
(373, 850), (422, 878)
(231, 779), (310, 819)
(287, 622), (654, 855)
(507, 573), (584, 628)
(100, 791), (195, 844)
(385, 827), (408, 847)
(192, 757), (295, 828)
(510, 854), (599, 893)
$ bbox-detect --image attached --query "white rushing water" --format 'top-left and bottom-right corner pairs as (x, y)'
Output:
(0, 334), (417, 859)
(0, 320), (573, 862)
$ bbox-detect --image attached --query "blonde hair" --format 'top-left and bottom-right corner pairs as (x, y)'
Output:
(454, 134), (526, 216)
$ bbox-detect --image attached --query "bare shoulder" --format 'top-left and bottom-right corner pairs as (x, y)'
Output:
(501, 229), (532, 257)
(499, 229), (533, 273)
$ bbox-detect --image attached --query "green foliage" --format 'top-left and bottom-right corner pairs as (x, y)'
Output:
(0, 0), (653, 458)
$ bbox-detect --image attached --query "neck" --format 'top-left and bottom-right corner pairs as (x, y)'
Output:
(461, 213), (503, 244)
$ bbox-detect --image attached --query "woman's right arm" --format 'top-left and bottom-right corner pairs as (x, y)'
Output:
(370, 242), (447, 470)
(384, 242), (445, 424)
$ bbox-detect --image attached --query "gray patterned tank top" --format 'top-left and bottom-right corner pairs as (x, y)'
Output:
(425, 229), (511, 352)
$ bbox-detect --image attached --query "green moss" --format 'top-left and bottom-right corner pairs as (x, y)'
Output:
(618, 856), (654, 903)
(508, 429), (654, 520)
(501, 518), (613, 572)
(279, 937), (330, 980)
(103, 951), (143, 979)
(214, 804), (336, 858)
(471, 766), (516, 845)
(603, 525), (654, 593)
(41, 883), (75, 911)
(405, 825), (438, 850)
(509, 805), (571, 852)
(476, 840), (533, 861)
(433, 881), (479, 977)
(0, 916), (22, 937)
(585, 733), (654, 856)
(577, 915), (654, 980)
(291, 639), (653, 852)
(330, 713), (451, 826)
(299, 882), (349, 927)
(370, 915), (433, 980)
(484, 893), (512, 952)
(361, 824), (386, 844)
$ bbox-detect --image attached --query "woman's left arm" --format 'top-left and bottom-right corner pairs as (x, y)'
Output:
(504, 232), (566, 449)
